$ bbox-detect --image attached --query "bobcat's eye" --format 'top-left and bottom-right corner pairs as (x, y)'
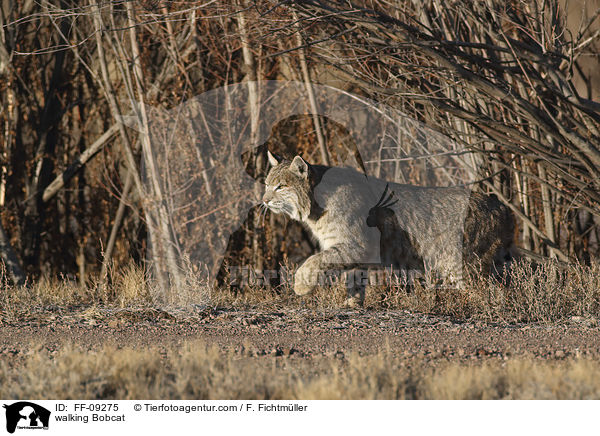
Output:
(275, 184), (286, 191)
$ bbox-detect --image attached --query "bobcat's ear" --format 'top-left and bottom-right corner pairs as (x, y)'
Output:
(290, 155), (309, 179)
(267, 150), (281, 167)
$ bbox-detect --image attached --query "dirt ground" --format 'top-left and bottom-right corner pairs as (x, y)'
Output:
(2, 306), (600, 368)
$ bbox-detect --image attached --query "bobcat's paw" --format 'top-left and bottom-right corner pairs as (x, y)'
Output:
(293, 265), (318, 295)
(294, 274), (317, 295)
(293, 280), (315, 296)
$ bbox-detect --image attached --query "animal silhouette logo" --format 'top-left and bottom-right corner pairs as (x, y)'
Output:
(3, 402), (50, 433)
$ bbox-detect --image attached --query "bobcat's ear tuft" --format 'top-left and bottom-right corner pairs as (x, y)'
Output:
(291, 155), (309, 179)
(267, 150), (281, 167)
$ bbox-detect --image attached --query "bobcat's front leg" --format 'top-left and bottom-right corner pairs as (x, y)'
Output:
(293, 244), (365, 296)
(293, 253), (324, 296)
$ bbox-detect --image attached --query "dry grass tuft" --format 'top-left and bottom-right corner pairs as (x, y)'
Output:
(0, 263), (153, 318)
(2, 342), (600, 399)
(110, 264), (152, 307)
(362, 259), (600, 322)
(424, 359), (600, 400)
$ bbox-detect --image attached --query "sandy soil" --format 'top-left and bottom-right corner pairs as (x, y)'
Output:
(1, 307), (599, 366)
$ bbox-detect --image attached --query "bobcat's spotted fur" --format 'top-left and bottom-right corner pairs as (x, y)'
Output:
(262, 152), (514, 302)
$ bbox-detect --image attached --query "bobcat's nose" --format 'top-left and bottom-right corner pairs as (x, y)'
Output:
(262, 190), (273, 204)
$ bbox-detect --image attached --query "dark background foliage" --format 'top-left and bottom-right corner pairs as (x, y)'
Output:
(1, 0), (600, 287)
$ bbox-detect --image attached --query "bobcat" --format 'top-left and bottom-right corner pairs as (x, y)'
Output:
(262, 152), (515, 304)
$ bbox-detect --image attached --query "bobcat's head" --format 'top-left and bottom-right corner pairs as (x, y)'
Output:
(263, 151), (312, 221)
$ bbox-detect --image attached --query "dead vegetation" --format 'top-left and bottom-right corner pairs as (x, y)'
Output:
(2, 259), (600, 324)
(1, 340), (600, 400)
(2, 0), (600, 290)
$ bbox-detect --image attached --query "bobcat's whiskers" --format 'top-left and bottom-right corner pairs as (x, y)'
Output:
(257, 202), (269, 226)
